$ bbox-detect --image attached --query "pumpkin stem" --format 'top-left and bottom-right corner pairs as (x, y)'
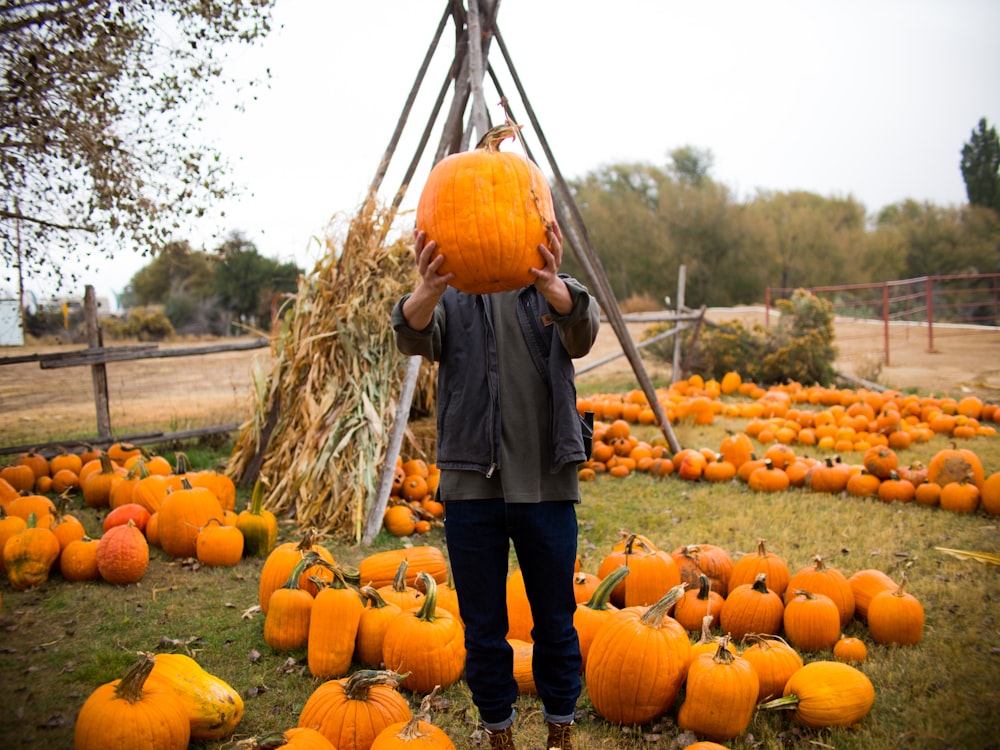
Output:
(112, 652), (157, 705)
(640, 584), (687, 627)
(250, 479), (267, 515)
(759, 693), (801, 711)
(343, 669), (408, 700)
(713, 636), (736, 664)
(584, 565), (629, 611)
(173, 451), (193, 476)
(414, 571), (439, 622)
(360, 585), (394, 609)
(476, 122), (521, 152)
(282, 551), (320, 591)
(696, 614), (715, 645)
(245, 733), (288, 750)
(752, 573), (770, 594)
(696, 573), (712, 600)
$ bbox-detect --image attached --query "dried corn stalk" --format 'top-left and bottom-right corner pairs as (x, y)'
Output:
(227, 200), (433, 540)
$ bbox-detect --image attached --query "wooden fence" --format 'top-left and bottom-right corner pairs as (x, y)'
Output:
(0, 286), (268, 457)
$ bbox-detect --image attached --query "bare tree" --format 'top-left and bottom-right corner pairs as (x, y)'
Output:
(1, 0), (276, 292)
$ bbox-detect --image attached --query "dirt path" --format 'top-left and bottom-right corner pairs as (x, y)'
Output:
(575, 306), (1000, 400)
(2, 307), (999, 447)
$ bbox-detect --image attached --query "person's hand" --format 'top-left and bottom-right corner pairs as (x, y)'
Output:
(413, 230), (454, 295)
(402, 230), (453, 330)
(529, 221), (573, 314)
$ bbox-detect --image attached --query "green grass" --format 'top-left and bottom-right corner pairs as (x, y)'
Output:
(1, 417), (999, 749)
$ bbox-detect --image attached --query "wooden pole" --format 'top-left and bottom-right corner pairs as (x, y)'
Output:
(672, 265), (686, 380)
(83, 285), (112, 441)
(363, 355), (423, 544)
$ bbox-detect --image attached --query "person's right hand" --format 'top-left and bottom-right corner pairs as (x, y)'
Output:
(414, 230), (454, 295)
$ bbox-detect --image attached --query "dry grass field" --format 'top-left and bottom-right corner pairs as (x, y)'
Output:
(1, 307), (999, 450)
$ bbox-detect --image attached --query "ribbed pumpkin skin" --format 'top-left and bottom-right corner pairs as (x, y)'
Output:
(370, 718), (457, 749)
(719, 575), (785, 642)
(728, 539), (790, 597)
(282, 726), (338, 749)
(677, 646), (759, 741)
(585, 587), (691, 725)
(308, 584), (365, 678)
(157, 484), (224, 559)
(847, 568), (896, 622)
(356, 587), (403, 668)
(783, 591), (841, 652)
(780, 661), (875, 728)
(381, 574), (466, 694)
(298, 672), (412, 750)
(740, 635), (803, 704)
(259, 536), (337, 614)
(96, 522), (149, 585)
(74, 654), (191, 750)
(867, 581), (925, 645)
(358, 545), (448, 589)
(3, 516), (60, 590)
(785, 556), (855, 626)
(147, 652), (244, 741)
(416, 148), (554, 295)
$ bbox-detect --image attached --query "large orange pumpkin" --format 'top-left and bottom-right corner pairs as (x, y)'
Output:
(416, 122), (555, 295)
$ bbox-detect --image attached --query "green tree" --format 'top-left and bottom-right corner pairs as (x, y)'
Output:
(960, 118), (1000, 212)
(129, 241), (216, 306)
(0, 1), (276, 290)
(212, 232), (301, 332)
(669, 145), (715, 187)
(872, 200), (999, 277)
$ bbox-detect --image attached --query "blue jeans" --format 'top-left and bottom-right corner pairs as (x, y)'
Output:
(444, 498), (582, 730)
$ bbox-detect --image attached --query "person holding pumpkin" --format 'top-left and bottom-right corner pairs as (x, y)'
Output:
(392, 217), (599, 750)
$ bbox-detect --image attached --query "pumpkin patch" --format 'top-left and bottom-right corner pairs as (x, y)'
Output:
(0, 372), (997, 748)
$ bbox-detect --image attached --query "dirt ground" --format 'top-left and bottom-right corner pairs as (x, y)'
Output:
(2, 307), (999, 449)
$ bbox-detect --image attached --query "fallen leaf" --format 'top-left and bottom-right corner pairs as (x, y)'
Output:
(935, 547), (1000, 566)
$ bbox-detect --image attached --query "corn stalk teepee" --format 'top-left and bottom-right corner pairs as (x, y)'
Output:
(226, 0), (679, 543)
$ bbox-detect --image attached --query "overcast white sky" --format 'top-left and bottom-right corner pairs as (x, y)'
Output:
(46, 0), (1000, 307)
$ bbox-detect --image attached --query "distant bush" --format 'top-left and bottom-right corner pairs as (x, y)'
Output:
(103, 306), (174, 341)
(644, 289), (838, 385)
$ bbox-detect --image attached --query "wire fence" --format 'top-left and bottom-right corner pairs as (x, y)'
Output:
(766, 274), (1000, 367)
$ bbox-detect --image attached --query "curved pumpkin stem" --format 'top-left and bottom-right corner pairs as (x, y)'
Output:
(113, 652), (157, 705)
(584, 565), (629, 611)
(413, 571), (439, 622)
(640, 584), (687, 627)
(476, 122), (521, 152)
(343, 669), (408, 700)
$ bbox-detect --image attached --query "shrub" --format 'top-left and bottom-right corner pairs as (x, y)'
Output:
(645, 289), (838, 385)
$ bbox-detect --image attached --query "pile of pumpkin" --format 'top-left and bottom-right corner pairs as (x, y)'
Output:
(75, 650), (454, 750)
(579, 414), (1000, 515)
(569, 533), (913, 741)
(0, 443), (279, 594)
(77, 542), (465, 749)
(383, 457), (443, 536)
(579, 372), (1000, 446)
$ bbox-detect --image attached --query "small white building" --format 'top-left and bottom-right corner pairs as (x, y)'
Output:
(0, 298), (24, 346)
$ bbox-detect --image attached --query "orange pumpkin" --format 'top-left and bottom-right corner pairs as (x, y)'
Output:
(416, 122), (555, 295)
(96, 520), (149, 585)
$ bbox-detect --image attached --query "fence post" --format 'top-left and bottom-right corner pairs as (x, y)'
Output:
(764, 287), (771, 328)
(672, 264), (686, 380)
(882, 282), (890, 367)
(926, 277), (935, 353)
(84, 286), (113, 441)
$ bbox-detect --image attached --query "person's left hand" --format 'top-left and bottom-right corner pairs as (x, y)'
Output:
(529, 221), (573, 314)
(529, 221), (563, 294)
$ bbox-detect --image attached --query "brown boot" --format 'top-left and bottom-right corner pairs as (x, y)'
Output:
(546, 721), (573, 750)
(485, 726), (515, 749)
